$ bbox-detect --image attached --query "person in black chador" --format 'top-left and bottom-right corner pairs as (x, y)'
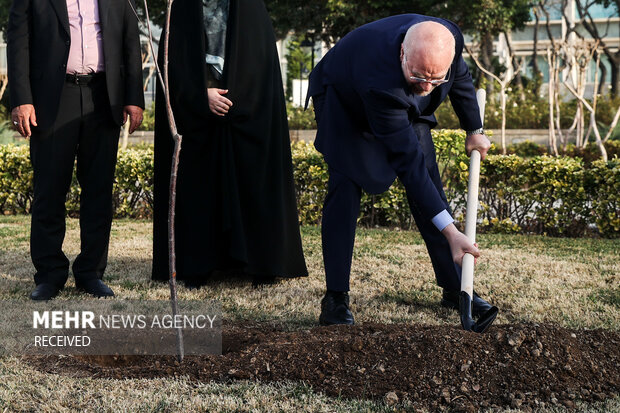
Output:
(152, 0), (308, 287)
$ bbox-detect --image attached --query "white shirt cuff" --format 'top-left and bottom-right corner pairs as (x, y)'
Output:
(432, 209), (454, 232)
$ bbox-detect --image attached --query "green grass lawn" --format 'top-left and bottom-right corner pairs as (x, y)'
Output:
(0, 215), (618, 412)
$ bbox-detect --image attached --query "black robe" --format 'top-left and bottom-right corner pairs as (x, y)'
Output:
(152, 0), (308, 284)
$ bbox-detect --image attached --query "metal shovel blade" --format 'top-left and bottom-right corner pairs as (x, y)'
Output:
(459, 291), (499, 333)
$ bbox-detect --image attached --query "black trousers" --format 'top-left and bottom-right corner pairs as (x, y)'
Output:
(319, 122), (462, 293)
(29, 76), (120, 288)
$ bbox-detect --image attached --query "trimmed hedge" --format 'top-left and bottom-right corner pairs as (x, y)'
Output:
(433, 131), (618, 238)
(0, 145), (155, 219)
(588, 158), (620, 237)
(0, 134), (618, 237)
(0, 145), (33, 214)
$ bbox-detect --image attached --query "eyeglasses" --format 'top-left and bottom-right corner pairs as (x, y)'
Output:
(403, 56), (451, 86)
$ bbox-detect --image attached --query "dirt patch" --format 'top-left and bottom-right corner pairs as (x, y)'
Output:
(26, 322), (619, 411)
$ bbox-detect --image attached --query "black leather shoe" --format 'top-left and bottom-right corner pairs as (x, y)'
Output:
(441, 289), (493, 318)
(76, 279), (115, 298)
(183, 278), (203, 290)
(319, 290), (355, 326)
(30, 283), (61, 301)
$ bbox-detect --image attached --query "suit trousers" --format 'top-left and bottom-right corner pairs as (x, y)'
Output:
(29, 76), (120, 288)
(320, 122), (462, 292)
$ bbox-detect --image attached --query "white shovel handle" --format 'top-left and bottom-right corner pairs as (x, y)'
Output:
(461, 89), (486, 297)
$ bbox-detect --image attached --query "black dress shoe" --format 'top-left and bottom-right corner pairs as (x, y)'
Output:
(76, 279), (115, 298)
(30, 283), (62, 301)
(441, 289), (493, 318)
(183, 278), (203, 290)
(319, 290), (355, 326)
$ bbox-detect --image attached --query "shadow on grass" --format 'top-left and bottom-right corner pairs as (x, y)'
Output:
(377, 289), (439, 310)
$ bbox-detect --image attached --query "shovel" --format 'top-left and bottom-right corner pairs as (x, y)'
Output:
(459, 89), (498, 333)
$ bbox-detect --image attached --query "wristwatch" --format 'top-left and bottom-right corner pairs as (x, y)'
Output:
(466, 128), (484, 136)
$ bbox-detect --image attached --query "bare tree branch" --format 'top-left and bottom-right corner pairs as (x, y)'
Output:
(565, 78), (609, 161)
(547, 47), (559, 155)
(466, 44), (522, 154)
(603, 105), (620, 142)
(128, 0), (184, 362)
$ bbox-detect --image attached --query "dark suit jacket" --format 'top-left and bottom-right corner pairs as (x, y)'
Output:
(7, 0), (145, 129)
(307, 14), (482, 221)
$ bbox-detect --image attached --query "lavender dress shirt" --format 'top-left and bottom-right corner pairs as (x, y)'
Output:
(66, 0), (105, 74)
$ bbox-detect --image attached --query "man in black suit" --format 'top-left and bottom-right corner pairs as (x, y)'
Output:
(307, 16), (494, 325)
(7, 0), (145, 300)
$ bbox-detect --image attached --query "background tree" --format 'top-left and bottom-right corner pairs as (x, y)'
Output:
(265, 0), (532, 92)
(0, 0), (10, 37)
(468, 43), (523, 153)
(264, 0), (327, 40)
(574, 0), (620, 96)
(425, 0), (532, 92)
(530, 3), (544, 93)
(317, 0), (425, 44)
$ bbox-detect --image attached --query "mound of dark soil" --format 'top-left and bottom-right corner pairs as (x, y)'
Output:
(26, 323), (619, 411)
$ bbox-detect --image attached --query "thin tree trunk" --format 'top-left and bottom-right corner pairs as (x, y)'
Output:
(134, 0), (185, 362)
(531, 7), (543, 95)
(0, 77), (7, 102)
(144, 65), (156, 92)
(547, 48), (558, 155)
(554, 46), (563, 152)
(565, 82), (608, 161)
(500, 86), (507, 154)
(554, 95), (564, 152)
(532, 6), (541, 75)
(590, 112), (609, 161)
(502, 31), (525, 101)
(597, 52), (607, 96)
(578, 104), (585, 147)
(579, 62), (589, 148)
(574, 0), (620, 96)
(540, 2), (556, 50)
(142, 45), (155, 93)
(610, 53), (620, 97)
(161, 0), (185, 363)
(481, 32), (495, 94)
(466, 45), (521, 155)
(564, 104), (580, 151)
(603, 105), (620, 142)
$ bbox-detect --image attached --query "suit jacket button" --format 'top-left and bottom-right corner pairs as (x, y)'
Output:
(61, 64), (66, 68)
(65, 40), (70, 45)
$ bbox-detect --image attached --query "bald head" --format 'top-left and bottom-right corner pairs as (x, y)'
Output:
(400, 21), (455, 95)
(403, 21), (455, 65)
